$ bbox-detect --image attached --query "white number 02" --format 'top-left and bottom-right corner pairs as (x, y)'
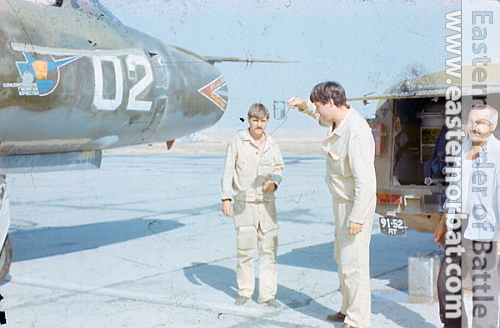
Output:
(93, 54), (153, 111)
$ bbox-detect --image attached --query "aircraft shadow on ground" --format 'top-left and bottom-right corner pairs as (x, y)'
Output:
(182, 261), (437, 327)
(283, 156), (324, 166)
(371, 302), (437, 328)
(10, 218), (184, 262)
(278, 228), (439, 286)
(277, 229), (440, 327)
(185, 229), (440, 326)
(277, 208), (329, 226)
(183, 262), (334, 324)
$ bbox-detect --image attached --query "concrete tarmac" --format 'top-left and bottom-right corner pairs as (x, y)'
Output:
(0, 154), (443, 327)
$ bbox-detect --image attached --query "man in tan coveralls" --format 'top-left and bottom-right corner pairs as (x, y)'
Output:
(288, 81), (376, 328)
(221, 103), (284, 308)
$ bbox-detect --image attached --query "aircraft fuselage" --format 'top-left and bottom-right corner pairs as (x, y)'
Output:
(0, 0), (228, 155)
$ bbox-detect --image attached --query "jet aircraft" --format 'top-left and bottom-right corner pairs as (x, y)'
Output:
(0, 0), (282, 280)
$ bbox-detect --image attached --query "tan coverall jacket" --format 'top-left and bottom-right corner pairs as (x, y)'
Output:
(221, 129), (284, 204)
(300, 103), (376, 223)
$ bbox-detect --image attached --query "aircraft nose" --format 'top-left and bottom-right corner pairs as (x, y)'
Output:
(197, 74), (228, 113)
(155, 46), (228, 140)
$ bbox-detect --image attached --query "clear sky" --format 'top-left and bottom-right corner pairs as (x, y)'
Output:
(102, 0), (461, 133)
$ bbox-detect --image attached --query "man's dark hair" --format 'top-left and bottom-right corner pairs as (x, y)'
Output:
(309, 81), (347, 107)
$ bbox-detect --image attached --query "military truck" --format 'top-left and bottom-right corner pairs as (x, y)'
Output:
(358, 64), (500, 234)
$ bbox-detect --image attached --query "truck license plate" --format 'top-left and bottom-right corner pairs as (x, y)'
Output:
(379, 217), (406, 236)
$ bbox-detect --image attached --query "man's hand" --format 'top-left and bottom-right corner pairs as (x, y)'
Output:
(221, 200), (233, 216)
(433, 212), (447, 247)
(286, 97), (309, 111)
(349, 222), (363, 235)
(263, 180), (276, 192)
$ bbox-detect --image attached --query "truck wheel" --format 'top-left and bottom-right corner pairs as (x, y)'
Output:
(0, 235), (12, 281)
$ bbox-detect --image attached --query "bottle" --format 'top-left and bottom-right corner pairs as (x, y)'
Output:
(273, 100), (286, 120)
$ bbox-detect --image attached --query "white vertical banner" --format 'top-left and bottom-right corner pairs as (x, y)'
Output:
(462, 0), (500, 95)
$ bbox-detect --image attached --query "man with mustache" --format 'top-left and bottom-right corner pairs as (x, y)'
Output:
(434, 104), (500, 328)
(221, 103), (284, 308)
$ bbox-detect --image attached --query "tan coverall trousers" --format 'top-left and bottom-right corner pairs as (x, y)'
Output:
(333, 195), (373, 328)
(233, 200), (278, 303)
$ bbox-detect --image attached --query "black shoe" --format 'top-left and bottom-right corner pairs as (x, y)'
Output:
(326, 311), (346, 322)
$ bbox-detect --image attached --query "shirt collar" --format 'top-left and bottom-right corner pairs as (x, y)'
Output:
(239, 129), (273, 149)
(462, 134), (500, 155)
(328, 104), (352, 137)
